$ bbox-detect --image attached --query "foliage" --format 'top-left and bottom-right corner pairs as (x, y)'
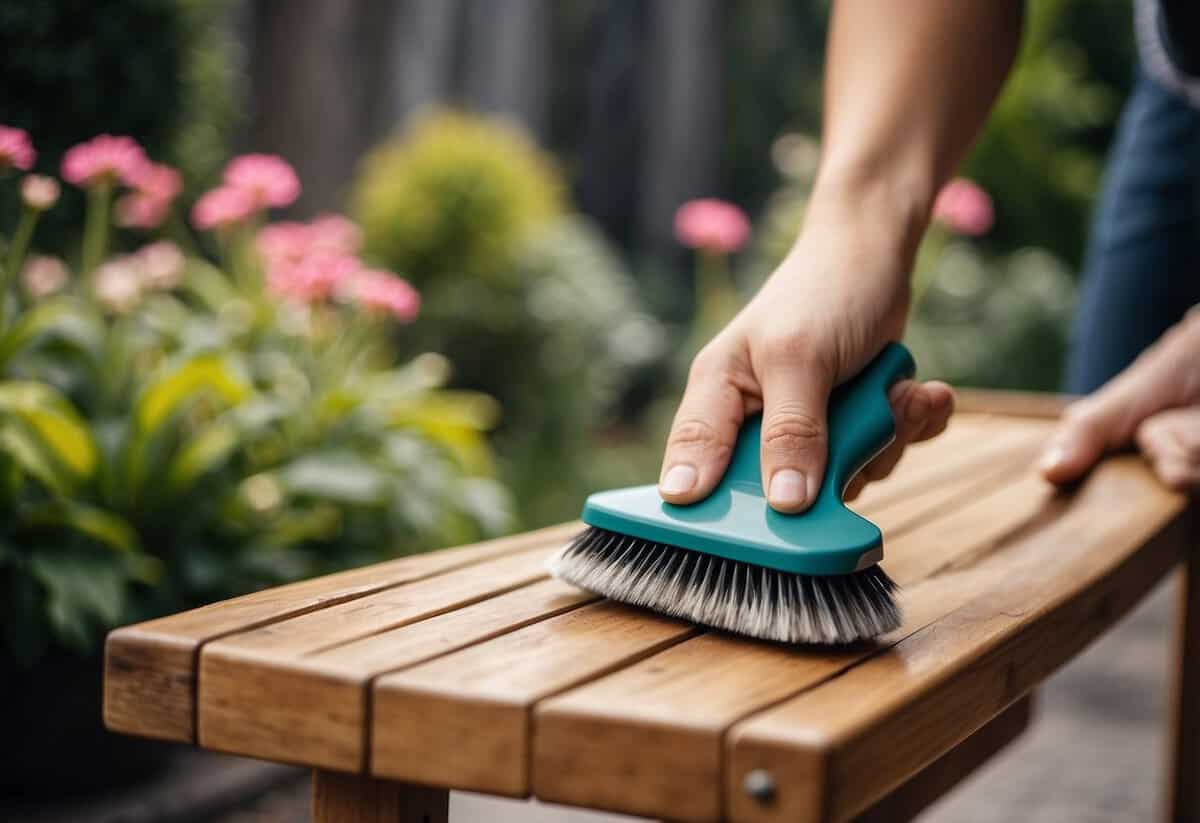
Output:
(352, 111), (664, 526)
(963, 0), (1133, 266)
(0, 139), (509, 666)
(0, 0), (239, 242)
(352, 111), (564, 288)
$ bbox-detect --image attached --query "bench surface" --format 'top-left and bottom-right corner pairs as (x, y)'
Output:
(103, 393), (1189, 822)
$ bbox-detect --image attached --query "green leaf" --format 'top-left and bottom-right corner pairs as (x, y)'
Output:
(136, 353), (251, 435)
(279, 452), (392, 505)
(179, 259), (239, 312)
(0, 296), (104, 372)
(30, 549), (129, 649)
(24, 500), (141, 554)
(0, 381), (98, 479)
(0, 424), (71, 494)
(165, 420), (240, 494)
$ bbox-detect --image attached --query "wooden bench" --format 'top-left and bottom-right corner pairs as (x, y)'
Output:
(103, 393), (1200, 822)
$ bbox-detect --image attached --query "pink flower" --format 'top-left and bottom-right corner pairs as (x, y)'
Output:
(118, 163), (184, 229)
(133, 162), (182, 201)
(117, 192), (170, 229)
(61, 134), (149, 188)
(191, 185), (257, 231)
(931, 178), (994, 237)
(20, 175), (60, 211)
(307, 213), (362, 256)
(257, 214), (362, 268)
(20, 255), (69, 299)
(134, 241), (185, 291)
(347, 270), (420, 322)
(93, 258), (143, 314)
(267, 254), (361, 304)
(674, 198), (751, 254)
(0, 126), (36, 172)
(223, 154), (300, 209)
(256, 221), (313, 268)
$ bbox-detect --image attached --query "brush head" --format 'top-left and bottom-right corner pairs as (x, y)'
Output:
(549, 525), (901, 645)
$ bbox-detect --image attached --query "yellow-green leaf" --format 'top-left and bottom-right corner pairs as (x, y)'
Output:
(136, 353), (251, 435)
(24, 500), (140, 554)
(0, 381), (97, 479)
(165, 420), (240, 494)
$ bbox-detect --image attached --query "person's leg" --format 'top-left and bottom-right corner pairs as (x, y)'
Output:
(1066, 69), (1200, 394)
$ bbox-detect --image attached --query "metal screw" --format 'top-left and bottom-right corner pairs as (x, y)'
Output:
(743, 769), (776, 804)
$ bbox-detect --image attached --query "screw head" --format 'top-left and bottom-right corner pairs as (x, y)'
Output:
(743, 769), (776, 803)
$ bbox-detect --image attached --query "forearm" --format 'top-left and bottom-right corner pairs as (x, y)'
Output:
(811, 0), (1024, 256)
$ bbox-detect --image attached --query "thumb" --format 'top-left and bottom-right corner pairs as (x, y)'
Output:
(759, 356), (834, 513)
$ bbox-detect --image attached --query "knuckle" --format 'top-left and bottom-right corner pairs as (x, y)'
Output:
(762, 407), (824, 454)
(668, 417), (731, 455)
(760, 332), (818, 367)
(687, 346), (724, 382)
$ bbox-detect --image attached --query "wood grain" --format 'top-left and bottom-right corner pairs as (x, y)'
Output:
(852, 695), (1032, 823)
(530, 464), (1055, 820)
(198, 577), (594, 770)
(725, 458), (1187, 823)
(371, 601), (698, 796)
(312, 769), (448, 823)
(1168, 506), (1200, 823)
(104, 521), (579, 741)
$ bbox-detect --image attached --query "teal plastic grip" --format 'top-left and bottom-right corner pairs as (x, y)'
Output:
(581, 342), (916, 576)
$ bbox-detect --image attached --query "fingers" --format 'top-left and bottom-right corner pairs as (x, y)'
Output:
(758, 348), (834, 513)
(1040, 315), (1200, 485)
(845, 380), (955, 499)
(658, 351), (747, 504)
(1136, 407), (1200, 491)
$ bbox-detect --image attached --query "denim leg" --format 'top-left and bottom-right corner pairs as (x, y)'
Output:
(1065, 69), (1200, 394)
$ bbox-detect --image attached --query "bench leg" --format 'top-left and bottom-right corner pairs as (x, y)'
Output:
(313, 769), (450, 823)
(1169, 527), (1200, 823)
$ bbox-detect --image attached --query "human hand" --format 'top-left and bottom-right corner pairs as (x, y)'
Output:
(658, 194), (955, 513)
(1040, 310), (1200, 491)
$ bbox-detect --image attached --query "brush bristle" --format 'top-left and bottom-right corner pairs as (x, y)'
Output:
(547, 526), (901, 645)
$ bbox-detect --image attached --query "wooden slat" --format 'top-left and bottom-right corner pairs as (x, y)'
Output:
(371, 601), (699, 796)
(198, 577), (595, 770)
(725, 457), (1186, 823)
(530, 463), (1054, 820)
(851, 415), (1047, 515)
(852, 694), (1032, 823)
(103, 521), (580, 742)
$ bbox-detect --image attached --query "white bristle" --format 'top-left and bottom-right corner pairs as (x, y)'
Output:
(546, 526), (901, 645)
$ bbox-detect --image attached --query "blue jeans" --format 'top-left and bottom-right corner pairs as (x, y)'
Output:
(1065, 68), (1200, 394)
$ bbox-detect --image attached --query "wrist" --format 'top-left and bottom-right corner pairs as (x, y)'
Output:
(807, 164), (937, 262)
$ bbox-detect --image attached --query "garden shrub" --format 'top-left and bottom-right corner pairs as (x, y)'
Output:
(351, 111), (664, 527)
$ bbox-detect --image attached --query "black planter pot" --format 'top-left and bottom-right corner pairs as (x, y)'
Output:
(0, 650), (178, 798)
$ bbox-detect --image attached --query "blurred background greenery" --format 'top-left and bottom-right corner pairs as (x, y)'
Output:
(0, 0), (1134, 783)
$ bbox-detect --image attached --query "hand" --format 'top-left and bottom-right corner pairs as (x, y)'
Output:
(658, 193), (955, 513)
(1040, 311), (1200, 491)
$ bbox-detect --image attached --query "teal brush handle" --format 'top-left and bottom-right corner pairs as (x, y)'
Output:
(580, 342), (916, 575)
(722, 342), (916, 502)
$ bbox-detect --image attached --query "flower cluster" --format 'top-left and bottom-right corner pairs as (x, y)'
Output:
(93, 241), (186, 313)
(0, 126), (36, 172)
(0, 125), (420, 327)
(255, 213), (418, 321)
(192, 154), (301, 230)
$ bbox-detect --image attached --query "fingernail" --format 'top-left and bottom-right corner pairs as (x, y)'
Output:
(1038, 444), (1067, 472)
(769, 469), (807, 508)
(660, 464), (698, 495)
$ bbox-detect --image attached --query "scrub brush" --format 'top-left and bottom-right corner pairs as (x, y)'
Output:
(548, 342), (915, 645)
